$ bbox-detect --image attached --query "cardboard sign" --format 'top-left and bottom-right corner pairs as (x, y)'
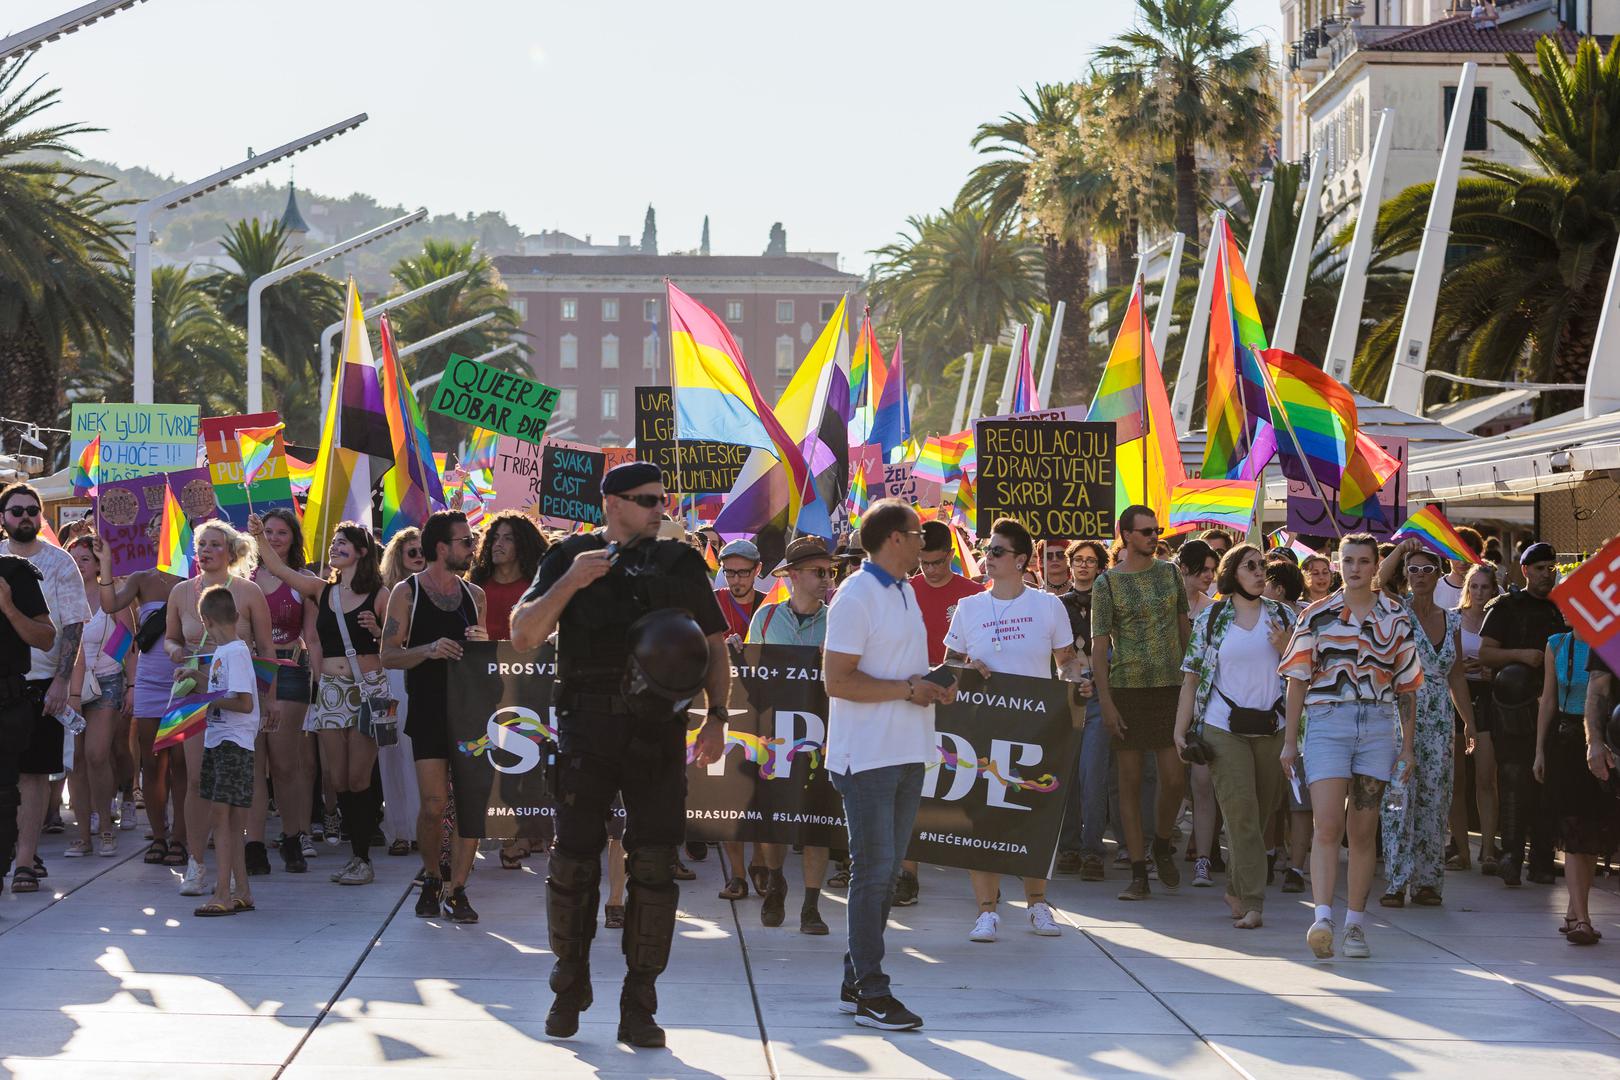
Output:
(96, 467), (219, 576)
(1286, 434), (1407, 541)
(490, 435), (544, 514)
(199, 413), (294, 527)
(981, 404), (1090, 424)
(1552, 535), (1620, 675)
(447, 642), (558, 841)
(70, 404), (200, 485)
(427, 354), (559, 445)
(633, 386), (749, 493)
(537, 439), (605, 525)
(973, 419), (1115, 540)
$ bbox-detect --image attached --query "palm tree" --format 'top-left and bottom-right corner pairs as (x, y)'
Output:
(205, 217), (342, 384)
(1094, 0), (1275, 259)
(387, 239), (527, 446)
(1355, 36), (1620, 416)
(0, 58), (128, 444)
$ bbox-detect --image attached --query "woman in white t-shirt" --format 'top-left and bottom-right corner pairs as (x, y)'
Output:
(944, 519), (1085, 945)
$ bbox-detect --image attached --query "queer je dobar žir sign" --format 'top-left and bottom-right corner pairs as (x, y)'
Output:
(1552, 533), (1620, 675)
(427, 354), (560, 445)
(973, 419), (1115, 541)
(70, 403), (201, 485)
(633, 386), (748, 493)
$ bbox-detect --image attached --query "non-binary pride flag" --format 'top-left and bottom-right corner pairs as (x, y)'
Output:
(71, 435), (100, 497)
(155, 482), (194, 578)
(234, 423), (284, 489)
(1168, 479), (1257, 533)
(1392, 505), (1482, 565)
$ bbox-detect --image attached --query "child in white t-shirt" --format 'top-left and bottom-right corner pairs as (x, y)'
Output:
(191, 585), (262, 917)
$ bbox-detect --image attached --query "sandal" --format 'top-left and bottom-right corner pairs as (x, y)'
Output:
(1567, 919), (1601, 946)
(604, 904), (625, 929)
(193, 901), (236, 918)
(719, 876), (748, 901)
(671, 858), (695, 881)
(826, 865), (850, 889)
(163, 843), (188, 867)
(144, 839), (169, 865)
(748, 862), (771, 897)
(388, 840), (411, 857)
(32, 856), (47, 879)
(10, 866), (39, 893)
(1561, 916), (1603, 939)
(231, 897), (256, 912)
(1379, 890), (1405, 908)
(499, 850), (524, 870)
(1413, 886), (1443, 907)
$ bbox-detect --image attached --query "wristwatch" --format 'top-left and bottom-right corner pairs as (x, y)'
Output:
(705, 705), (728, 722)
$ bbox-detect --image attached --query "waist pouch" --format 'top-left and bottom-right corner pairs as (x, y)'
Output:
(135, 605), (167, 652)
(1220, 690), (1282, 737)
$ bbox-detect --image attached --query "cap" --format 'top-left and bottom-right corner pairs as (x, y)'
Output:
(719, 538), (761, 563)
(1518, 541), (1556, 566)
(601, 461), (662, 496)
(774, 536), (834, 573)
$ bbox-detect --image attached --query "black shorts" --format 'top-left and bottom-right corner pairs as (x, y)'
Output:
(18, 678), (63, 776)
(407, 712), (450, 762)
(274, 650), (312, 703)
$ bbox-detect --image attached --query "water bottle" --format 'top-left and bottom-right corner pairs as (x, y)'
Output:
(1384, 761), (1407, 815)
(54, 706), (87, 736)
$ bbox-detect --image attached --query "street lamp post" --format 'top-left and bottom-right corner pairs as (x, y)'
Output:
(1, 0), (150, 62)
(247, 209), (427, 412)
(317, 271), (469, 419)
(403, 314), (504, 394)
(131, 113), (368, 402)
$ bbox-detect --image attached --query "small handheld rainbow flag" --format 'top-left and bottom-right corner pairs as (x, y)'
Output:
(155, 483), (195, 578)
(1168, 479), (1257, 533)
(703, 542), (720, 575)
(761, 565), (790, 606)
(235, 423), (284, 489)
(1268, 528), (1321, 563)
(71, 435), (100, 497)
(102, 622), (133, 665)
(846, 460), (872, 531)
(153, 691), (227, 752)
(1392, 505), (1482, 565)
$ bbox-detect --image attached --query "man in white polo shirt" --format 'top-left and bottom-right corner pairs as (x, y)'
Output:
(823, 499), (954, 1032)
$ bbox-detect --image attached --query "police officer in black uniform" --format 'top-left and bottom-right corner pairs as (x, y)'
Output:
(511, 461), (729, 1049)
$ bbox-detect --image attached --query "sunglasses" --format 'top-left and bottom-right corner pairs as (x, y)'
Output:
(404, 548), (423, 559)
(5, 506), (41, 518)
(792, 567), (833, 579)
(613, 493), (664, 509)
(986, 544), (1022, 559)
(1405, 564), (1439, 577)
(1131, 526), (1165, 537)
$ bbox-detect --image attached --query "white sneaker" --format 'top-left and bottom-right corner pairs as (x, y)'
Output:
(1342, 924), (1370, 959)
(98, 833), (117, 858)
(1306, 917), (1335, 959)
(119, 800), (138, 831)
(331, 856), (357, 883)
(969, 911), (999, 943)
(179, 858), (208, 896)
(63, 839), (90, 858)
(337, 858), (374, 886)
(300, 833), (317, 859)
(1028, 901), (1062, 937)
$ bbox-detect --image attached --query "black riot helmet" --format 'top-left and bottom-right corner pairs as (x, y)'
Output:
(1492, 662), (1540, 709)
(622, 609), (710, 722)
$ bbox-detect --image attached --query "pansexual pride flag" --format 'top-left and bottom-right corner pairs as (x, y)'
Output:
(1202, 213), (1276, 482)
(155, 483), (194, 578)
(1168, 479), (1257, 533)
(71, 435), (100, 497)
(1392, 505), (1482, 565)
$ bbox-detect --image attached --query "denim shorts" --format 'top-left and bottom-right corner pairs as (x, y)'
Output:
(1302, 700), (1399, 784)
(82, 670), (127, 712)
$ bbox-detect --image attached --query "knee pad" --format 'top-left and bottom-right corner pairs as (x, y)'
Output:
(627, 845), (676, 888)
(548, 846), (602, 894)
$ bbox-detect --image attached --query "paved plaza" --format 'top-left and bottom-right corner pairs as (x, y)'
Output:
(2, 828), (1619, 1079)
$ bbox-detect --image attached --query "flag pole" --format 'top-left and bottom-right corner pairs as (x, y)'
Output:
(663, 279), (685, 504)
(1137, 273), (1148, 491)
(1253, 353), (1344, 540)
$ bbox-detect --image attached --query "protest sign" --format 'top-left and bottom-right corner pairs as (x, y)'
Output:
(198, 413), (294, 526)
(490, 435), (544, 514)
(981, 403), (1090, 424)
(1286, 434), (1407, 541)
(973, 419), (1115, 541)
(633, 386), (749, 493)
(96, 467), (219, 576)
(538, 439), (605, 525)
(446, 642), (559, 841)
(70, 404), (200, 485)
(684, 645), (846, 847)
(907, 668), (1080, 878)
(1552, 535), (1620, 675)
(427, 353), (559, 444)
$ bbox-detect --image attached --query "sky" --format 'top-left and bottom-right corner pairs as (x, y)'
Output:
(9, 0), (1282, 273)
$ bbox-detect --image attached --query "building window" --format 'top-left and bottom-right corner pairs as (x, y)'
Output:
(1443, 85), (1489, 152)
(776, 335), (795, 377)
(819, 300), (837, 321)
(601, 387), (619, 420)
(643, 333), (658, 369)
(776, 300), (794, 323)
(602, 298), (619, 322)
(559, 333), (578, 369)
(561, 298), (577, 321)
(725, 300), (743, 322)
(510, 297), (528, 321)
(559, 387), (577, 416)
(601, 334), (619, 369)
(643, 298), (659, 322)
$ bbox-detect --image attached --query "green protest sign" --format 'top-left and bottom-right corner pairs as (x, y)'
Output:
(427, 354), (559, 445)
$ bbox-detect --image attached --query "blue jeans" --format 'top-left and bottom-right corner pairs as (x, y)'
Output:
(1059, 698), (1113, 858)
(830, 762), (924, 1000)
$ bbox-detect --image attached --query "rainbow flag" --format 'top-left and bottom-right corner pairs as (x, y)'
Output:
(951, 474), (977, 531)
(1340, 431), (1401, 523)
(153, 691), (227, 752)
(71, 435), (100, 497)
(1087, 280), (1150, 442)
(155, 483), (194, 578)
(761, 567), (790, 607)
(868, 333), (910, 462)
(1092, 280), (1184, 524)
(376, 312), (447, 540)
(1392, 504), (1482, 565)
(914, 431), (972, 486)
(462, 427), (500, 473)
(235, 423), (284, 489)
(1009, 328), (1038, 414)
(1202, 213), (1276, 481)
(846, 459), (872, 530)
(949, 523), (983, 580)
(102, 622), (133, 665)
(703, 542), (720, 574)
(285, 454), (316, 496)
(1258, 348), (1358, 492)
(849, 312), (886, 446)
(1269, 528), (1321, 563)
(1169, 479), (1258, 533)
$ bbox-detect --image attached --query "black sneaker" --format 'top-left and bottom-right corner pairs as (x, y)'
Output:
(1151, 839), (1180, 891)
(1281, 867), (1306, 894)
(854, 994), (923, 1031)
(415, 876), (442, 918)
(442, 885), (479, 923)
(684, 841), (708, 862)
(279, 834), (308, 874)
(244, 841), (271, 876)
(1117, 875), (1150, 901)
(1079, 854), (1106, 882)
(800, 906), (829, 936)
(892, 870), (920, 907)
(761, 874), (787, 927)
(838, 983), (859, 1014)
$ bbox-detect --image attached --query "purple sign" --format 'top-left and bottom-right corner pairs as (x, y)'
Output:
(1285, 435), (1407, 542)
(96, 468), (220, 576)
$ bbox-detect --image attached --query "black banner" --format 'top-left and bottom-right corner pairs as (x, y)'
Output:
(447, 641), (557, 840)
(539, 440), (605, 525)
(683, 644), (846, 847)
(908, 669), (1081, 877)
(633, 385), (749, 493)
(974, 419), (1115, 541)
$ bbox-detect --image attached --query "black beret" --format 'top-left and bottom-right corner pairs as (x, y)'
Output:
(601, 460), (663, 496)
